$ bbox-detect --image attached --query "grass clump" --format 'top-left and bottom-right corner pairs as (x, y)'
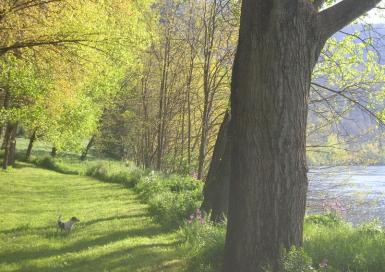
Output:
(33, 156), (79, 175)
(182, 213), (385, 272)
(135, 172), (203, 228)
(304, 216), (385, 271)
(85, 162), (142, 187)
(182, 214), (226, 272)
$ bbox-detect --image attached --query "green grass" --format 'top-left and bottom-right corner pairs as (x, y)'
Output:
(0, 164), (186, 272)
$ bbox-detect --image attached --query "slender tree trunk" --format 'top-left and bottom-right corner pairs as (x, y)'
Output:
(1, 126), (9, 150)
(2, 122), (17, 169)
(80, 135), (95, 161)
(8, 123), (17, 167)
(1, 89), (10, 150)
(186, 56), (193, 167)
(197, 0), (218, 180)
(156, 35), (171, 170)
(2, 124), (12, 169)
(25, 129), (37, 161)
(0, 88), (5, 140)
(51, 147), (57, 158)
(197, 101), (209, 179)
(201, 111), (231, 221)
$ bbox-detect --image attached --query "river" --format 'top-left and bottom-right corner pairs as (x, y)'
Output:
(307, 166), (385, 225)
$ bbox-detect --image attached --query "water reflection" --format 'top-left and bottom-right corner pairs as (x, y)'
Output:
(307, 166), (385, 224)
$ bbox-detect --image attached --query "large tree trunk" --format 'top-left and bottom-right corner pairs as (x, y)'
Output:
(25, 130), (37, 161)
(224, 0), (381, 271)
(224, 2), (322, 271)
(80, 135), (95, 161)
(201, 111), (231, 221)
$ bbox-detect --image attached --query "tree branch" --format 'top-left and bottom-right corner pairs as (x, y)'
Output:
(0, 39), (90, 55)
(318, 0), (381, 39)
(311, 82), (384, 127)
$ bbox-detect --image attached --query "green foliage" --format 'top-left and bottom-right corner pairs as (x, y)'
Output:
(358, 219), (383, 235)
(18, 138), (201, 229)
(135, 172), (203, 228)
(304, 218), (385, 272)
(33, 157), (79, 175)
(281, 248), (316, 272)
(182, 219), (226, 272)
(85, 162), (142, 187)
(305, 213), (344, 227)
(182, 214), (385, 272)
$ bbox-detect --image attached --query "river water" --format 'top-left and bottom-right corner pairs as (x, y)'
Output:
(307, 166), (385, 224)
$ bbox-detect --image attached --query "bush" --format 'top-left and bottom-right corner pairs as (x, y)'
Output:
(33, 157), (78, 175)
(304, 217), (385, 272)
(183, 214), (385, 272)
(85, 162), (142, 187)
(305, 213), (343, 227)
(182, 215), (226, 272)
(281, 248), (316, 272)
(135, 172), (203, 228)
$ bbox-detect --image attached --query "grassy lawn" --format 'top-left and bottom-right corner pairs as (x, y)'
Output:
(0, 164), (186, 272)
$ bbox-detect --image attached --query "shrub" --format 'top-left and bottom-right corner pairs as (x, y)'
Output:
(305, 213), (343, 227)
(33, 157), (78, 175)
(182, 214), (226, 272)
(358, 219), (383, 235)
(281, 247), (316, 272)
(183, 214), (385, 272)
(148, 191), (200, 228)
(85, 163), (142, 187)
(86, 162), (109, 179)
(135, 172), (203, 228)
(304, 217), (385, 272)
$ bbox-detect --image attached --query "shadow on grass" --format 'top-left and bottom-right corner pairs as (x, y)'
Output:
(81, 213), (149, 227)
(24, 240), (184, 272)
(0, 225), (167, 264)
(0, 213), (148, 236)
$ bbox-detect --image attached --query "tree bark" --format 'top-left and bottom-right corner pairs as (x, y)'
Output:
(197, 0), (218, 180)
(224, 0), (381, 271)
(201, 111), (231, 221)
(224, 2), (322, 271)
(2, 122), (17, 169)
(51, 147), (57, 158)
(156, 32), (171, 170)
(8, 123), (17, 167)
(80, 135), (95, 161)
(25, 130), (37, 161)
(2, 124), (12, 169)
(1, 89), (10, 150)
(1, 126), (9, 150)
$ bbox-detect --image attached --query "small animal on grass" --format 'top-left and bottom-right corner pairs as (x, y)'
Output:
(57, 216), (80, 232)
